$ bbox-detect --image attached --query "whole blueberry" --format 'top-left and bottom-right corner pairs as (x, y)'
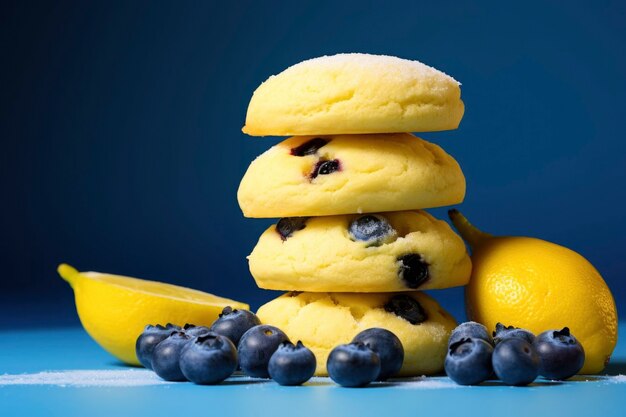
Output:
(449, 322), (493, 347)
(179, 333), (238, 384)
(444, 338), (494, 385)
(534, 327), (585, 380)
(290, 138), (329, 156)
(268, 341), (317, 386)
(348, 215), (397, 247)
(383, 294), (427, 324)
(352, 328), (404, 380)
(327, 342), (381, 387)
(182, 323), (212, 338)
(152, 331), (193, 381)
(493, 323), (535, 345)
(135, 323), (180, 370)
(276, 217), (308, 240)
(210, 306), (261, 346)
(492, 338), (540, 386)
(396, 254), (429, 289)
(238, 325), (290, 378)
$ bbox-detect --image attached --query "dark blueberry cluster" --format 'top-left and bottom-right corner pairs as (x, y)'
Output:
(135, 306), (316, 386)
(135, 306), (261, 384)
(444, 322), (585, 386)
(136, 312), (405, 388)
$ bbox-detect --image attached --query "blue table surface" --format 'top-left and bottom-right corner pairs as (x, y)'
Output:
(1, 324), (624, 417)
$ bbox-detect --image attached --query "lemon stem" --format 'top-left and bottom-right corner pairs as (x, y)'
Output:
(448, 209), (492, 248)
(57, 263), (79, 288)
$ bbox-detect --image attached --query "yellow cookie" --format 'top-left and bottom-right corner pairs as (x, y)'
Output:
(237, 133), (465, 218)
(242, 53), (464, 136)
(257, 292), (457, 376)
(249, 211), (471, 292)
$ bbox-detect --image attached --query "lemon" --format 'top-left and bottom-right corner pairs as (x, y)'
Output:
(449, 211), (618, 374)
(58, 264), (249, 365)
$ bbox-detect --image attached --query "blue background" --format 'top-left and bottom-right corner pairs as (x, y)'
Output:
(2, 0), (625, 328)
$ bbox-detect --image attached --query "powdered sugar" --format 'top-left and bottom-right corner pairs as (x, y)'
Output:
(290, 53), (461, 85)
(604, 374), (626, 383)
(394, 376), (460, 389)
(1, 370), (623, 388)
(0, 370), (170, 387)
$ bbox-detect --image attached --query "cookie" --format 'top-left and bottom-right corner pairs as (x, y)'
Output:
(248, 210), (471, 292)
(256, 292), (457, 376)
(242, 53), (464, 136)
(237, 133), (465, 218)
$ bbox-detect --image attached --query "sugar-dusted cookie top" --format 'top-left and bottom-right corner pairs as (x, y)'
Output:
(243, 53), (464, 136)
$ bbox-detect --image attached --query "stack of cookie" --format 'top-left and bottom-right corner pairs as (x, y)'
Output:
(237, 54), (471, 376)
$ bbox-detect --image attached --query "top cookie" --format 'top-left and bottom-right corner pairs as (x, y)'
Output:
(242, 53), (464, 136)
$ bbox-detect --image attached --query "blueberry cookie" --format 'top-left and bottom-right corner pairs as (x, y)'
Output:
(248, 210), (471, 292)
(242, 53), (464, 136)
(256, 292), (457, 376)
(237, 133), (465, 218)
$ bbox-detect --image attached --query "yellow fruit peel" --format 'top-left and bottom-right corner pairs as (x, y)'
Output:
(58, 264), (249, 366)
(449, 211), (618, 374)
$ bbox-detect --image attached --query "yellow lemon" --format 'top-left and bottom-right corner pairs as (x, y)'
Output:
(58, 264), (248, 365)
(449, 211), (618, 374)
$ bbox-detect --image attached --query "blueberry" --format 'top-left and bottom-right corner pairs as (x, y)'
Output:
(182, 323), (212, 338)
(327, 342), (381, 387)
(179, 333), (238, 384)
(449, 322), (493, 347)
(291, 138), (329, 156)
(493, 323), (535, 345)
(352, 328), (404, 380)
(534, 327), (585, 380)
(276, 217), (308, 240)
(444, 338), (494, 385)
(152, 331), (193, 381)
(383, 294), (427, 325)
(310, 159), (340, 179)
(238, 325), (290, 378)
(268, 341), (317, 386)
(492, 338), (540, 386)
(397, 254), (429, 289)
(348, 215), (397, 247)
(210, 306), (262, 346)
(135, 323), (181, 370)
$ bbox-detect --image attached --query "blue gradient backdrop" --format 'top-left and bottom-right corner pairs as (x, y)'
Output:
(2, 1), (625, 328)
